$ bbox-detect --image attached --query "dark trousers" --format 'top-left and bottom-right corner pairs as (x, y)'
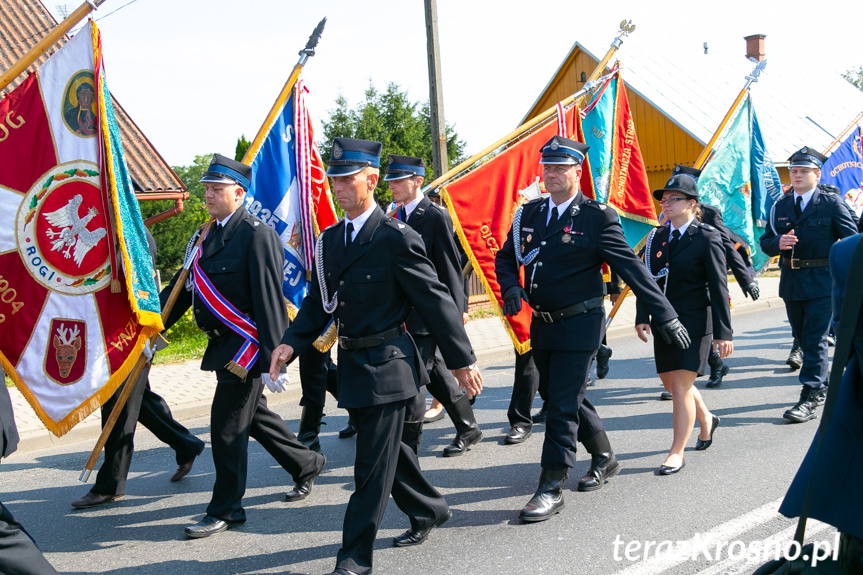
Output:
(207, 370), (319, 522)
(507, 349), (545, 429)
(405, 334), (465, 422)
(533, 349), (604, 469)
(298, 347), (337, 407)
(785, 297), (831, 388)
(336, 399), (448, 575)
(93, 362), (204, 496)
(0, 502), (59, 575)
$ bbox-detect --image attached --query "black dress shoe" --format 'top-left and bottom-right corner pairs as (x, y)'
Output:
(504, 426), (531, 445)
(658, 459), (685, 475)
(393, 510), (452, 547)
(705, 363), (729, 388)
(324, 569), (359, 575)
(660, 391), (673, 401)
(783, 386), (819, 423)
(184, 515), (233, 539)
(171, 456), (197, 482)
(532, 404), (547, 423)
(338, 419), (358, 439)
(786, 345), (803, 371)
(695, 415), (720, 451)
(520, 468), (568, 522)
(595, 345), (612, 379)
(286, 454), (326, 502)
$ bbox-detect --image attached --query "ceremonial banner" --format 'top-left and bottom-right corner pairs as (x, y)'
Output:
(582, 70), (657, 249)
(698, 95), (778, 273)
(245, 79), (337, 314)
(0, 21), (163, 436)
(820, 125), (863, 217)
(750, 108), (784, 225)
(442, 106), (593, 353)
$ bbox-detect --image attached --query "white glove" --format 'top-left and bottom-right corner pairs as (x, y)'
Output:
(142, 340), (154, 360)
(262, 371), (290, 393)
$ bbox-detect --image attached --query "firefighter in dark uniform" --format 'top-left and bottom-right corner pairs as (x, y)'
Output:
(760, 146), (858, 423)
(495, 136), (690, 522)
(70, 228), (205, 509)
(270, 138), (483, 575)
(162, 154), (326, 538)
(385, 154), (482, 456)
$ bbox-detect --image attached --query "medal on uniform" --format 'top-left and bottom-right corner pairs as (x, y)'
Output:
(657, 251), (662, 258)
(526, 234), (532, 243)
(562, 234), (572, 244)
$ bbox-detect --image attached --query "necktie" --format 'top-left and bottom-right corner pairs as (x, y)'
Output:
(399, 205), (407, 222)
(204, 223), (222, 255)
(669, 229), (681, 254)
(794, 196), (803, 218)
(345, 222), (354, 254)
(549, 206), (559, 227)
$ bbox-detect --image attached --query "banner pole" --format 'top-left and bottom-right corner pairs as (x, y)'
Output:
(821, 112), (863, 156)
(426, 22), (635, 192)
(606, 59), (767, 324)
(0, 0), (108, 93)
(241, 18), (326, 166)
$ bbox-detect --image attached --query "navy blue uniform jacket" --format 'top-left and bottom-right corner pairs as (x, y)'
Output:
(779, 233), (863, 538)
(635, 222), (733, 341)
(161, 205), (289, 379)
(760, 185), (857, 301)
(281, 207), (475, 409)
(403, 196), (465, 335)
(495, 192), (677, 351)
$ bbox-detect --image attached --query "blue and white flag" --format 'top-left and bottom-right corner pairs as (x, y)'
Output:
(821, 125), (863, 217)
(749, 108), (783, 226)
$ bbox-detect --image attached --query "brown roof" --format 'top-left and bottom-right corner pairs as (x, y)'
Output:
(0, 0), (185, 194)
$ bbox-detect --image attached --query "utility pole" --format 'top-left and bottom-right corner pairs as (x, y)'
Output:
(424, 0), (448, 179)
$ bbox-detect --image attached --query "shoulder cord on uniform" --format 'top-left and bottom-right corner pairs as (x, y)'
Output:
(768, 202), (777, 236)
(512, 205), (540, 267)
(182, 227), (203, 292)
(315, 229), (339, 314)
(644, 227), (669, 295)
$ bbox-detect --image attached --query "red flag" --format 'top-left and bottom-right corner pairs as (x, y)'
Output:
(442, 106), (592, 353)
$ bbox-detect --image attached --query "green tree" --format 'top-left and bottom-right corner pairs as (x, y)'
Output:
(139, 155), (211, 273)
(321, 82), (467, 208)
(844, 66), (863, 91)
(235, 134), (251, 162)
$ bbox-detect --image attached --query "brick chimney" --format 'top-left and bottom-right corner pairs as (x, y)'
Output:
(744, 34), (766, 61)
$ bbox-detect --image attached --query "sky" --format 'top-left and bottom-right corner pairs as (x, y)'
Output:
(43, 0), (863, 169)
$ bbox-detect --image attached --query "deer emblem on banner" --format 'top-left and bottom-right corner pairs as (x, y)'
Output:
(45, 319), (87, 385)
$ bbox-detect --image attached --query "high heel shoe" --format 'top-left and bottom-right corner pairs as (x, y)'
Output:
(695, 415), (720, 451)
(658, 459), (686, 475)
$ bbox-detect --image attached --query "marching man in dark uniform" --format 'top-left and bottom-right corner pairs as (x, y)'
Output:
(385, 154), (482, 456)
(162, 154), (326, 538)
(270, 138), (483, 575)
(760, 147), (857, 423)
(495, 136), (690, 522)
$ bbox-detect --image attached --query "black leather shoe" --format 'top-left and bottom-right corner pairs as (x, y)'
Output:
(324, 569), (360, 575)
(695, 415), (720, 451)
(532, 403), (547, 423)
(786, 345), (803, 371)
(286, 454), (326, 502)
(660, 391), (673, 401)
(705, 353), (728, 388)
(814, 386), (828, 407)
(520, 468), (568, 522)
(595, 345), (612, 379)
(504, 426), (531, 445)
(171, 456), (197, 482)
(297, 404), (324, 453)
(784, 387), (819, 423)
(338, 418), (357, 439)
(184, 515), (233, 539)
(393, 510), (452, 547)
(442, 395), (482, 457)
(71, 491), (123, 509)
(658, 459), (685, 475)
(578, 431), (620, 492)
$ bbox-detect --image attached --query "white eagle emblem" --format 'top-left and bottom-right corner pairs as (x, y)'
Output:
(42, 194), (107, 266)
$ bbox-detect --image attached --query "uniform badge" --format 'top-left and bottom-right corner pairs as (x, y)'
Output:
(333, 142), (343, 160)
(521, 245), (526, 253)
(526, 234), (532, 243)
(562, 234), (572, 244)
(550, 139), (560, 150)
(657, 251), (662, 258)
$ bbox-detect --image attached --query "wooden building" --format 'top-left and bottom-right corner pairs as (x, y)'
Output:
(1, 0), (188, 225)
(522, 35), (863, 191)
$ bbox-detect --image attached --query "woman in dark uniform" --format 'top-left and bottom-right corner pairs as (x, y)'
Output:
(635, 165), (733, 475)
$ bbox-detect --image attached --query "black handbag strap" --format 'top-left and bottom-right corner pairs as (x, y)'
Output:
(793, 235), (863, 545)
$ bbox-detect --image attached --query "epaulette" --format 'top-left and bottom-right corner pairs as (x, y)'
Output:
(818, 184), (841, 195)
(525, 196), (546, 206)
(583, 198), (607, 211)
(382, 217), (411, 235)
(698, 222), (715, 232)
(432, 203), (446, 212)
(243, 217), (264, 230)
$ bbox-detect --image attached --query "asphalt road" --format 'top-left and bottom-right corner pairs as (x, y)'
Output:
(0, 305), (842, 574)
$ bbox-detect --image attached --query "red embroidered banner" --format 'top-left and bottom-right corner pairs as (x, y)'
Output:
(442, 106), (593, 353)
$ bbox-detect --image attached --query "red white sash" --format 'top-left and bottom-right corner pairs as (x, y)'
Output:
(192, 229), (259, 379)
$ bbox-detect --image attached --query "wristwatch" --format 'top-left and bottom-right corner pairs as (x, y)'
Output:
(458, 363), (477, 371)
